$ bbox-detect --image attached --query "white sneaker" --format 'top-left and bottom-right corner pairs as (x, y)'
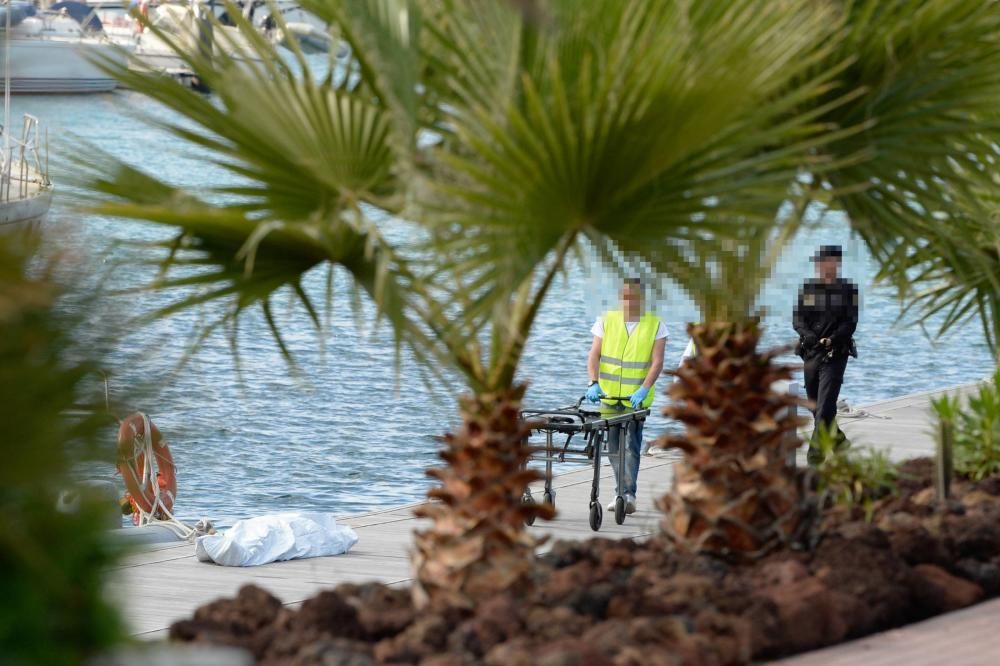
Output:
(608, 495), (638, 514)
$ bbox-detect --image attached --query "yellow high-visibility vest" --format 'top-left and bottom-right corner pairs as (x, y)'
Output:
(598, 310), (660, 408)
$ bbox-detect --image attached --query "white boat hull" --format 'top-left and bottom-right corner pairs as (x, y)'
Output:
(0, 187), (53, 224)
(1, 39), (122, 94)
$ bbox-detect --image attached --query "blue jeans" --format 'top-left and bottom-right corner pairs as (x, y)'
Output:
(607, 421), (643, 497)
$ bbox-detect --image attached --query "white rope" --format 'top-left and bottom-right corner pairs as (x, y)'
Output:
(836, 400), (892, 420)
(124, 412), (200, 542)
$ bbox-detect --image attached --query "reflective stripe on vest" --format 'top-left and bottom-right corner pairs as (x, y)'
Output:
(598, 310), (660, 408)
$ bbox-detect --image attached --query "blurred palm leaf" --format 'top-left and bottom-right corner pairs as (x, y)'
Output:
(0, 230), (127, 663)
(800, 0), (1000, 351)
(419, 0), (841, 384)
(79, 0), (843, 389)
(78, 0), (1000, 376)
(77, 3), (444, 370)
(894, 189), (1000, 356)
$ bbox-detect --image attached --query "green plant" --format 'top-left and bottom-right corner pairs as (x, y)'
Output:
(932, 372), (1000, 481)
(813, 423), (898, 522)
(0, 231), (127, 664)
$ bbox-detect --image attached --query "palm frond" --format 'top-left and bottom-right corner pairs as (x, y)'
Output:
(419, 0), (841, 381)
(78, 4), (455, 372)
(889, 189), (1000, 356)
(807, 0), (1000, 334)
(68, 144), (443, 376)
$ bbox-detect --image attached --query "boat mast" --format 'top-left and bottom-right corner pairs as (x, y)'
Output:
(3, 0), (11, 164)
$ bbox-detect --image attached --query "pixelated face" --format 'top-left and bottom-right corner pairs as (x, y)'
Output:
(621, 282), (642, 311)
(816, 257), (840, 281)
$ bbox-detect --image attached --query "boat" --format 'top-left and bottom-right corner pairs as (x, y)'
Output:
(86, 0), (333, 55)
(96, 2), (266, 91)
(234, 1), (333, 54)
(0, 114), (53, 224)
(0, 1), (124, 94)
(1, 3), (54, 225)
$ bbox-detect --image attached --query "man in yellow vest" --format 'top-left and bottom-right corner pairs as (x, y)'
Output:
(585, 278), (667, 514)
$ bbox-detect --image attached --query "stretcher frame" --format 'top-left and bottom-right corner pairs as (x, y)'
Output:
(520, 397), (650, 531)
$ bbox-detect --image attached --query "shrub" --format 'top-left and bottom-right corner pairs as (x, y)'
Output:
(0, 231), (127, 664)
(813, 423), (898, 521)
(931, 371), (1000, 481)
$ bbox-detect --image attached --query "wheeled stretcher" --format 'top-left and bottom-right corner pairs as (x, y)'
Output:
(520, 397), (650, 531)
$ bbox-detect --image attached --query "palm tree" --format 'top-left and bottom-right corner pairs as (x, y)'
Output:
(643, 220), (817, 559)
(80, 0), (843, 606)
(651, 0), (1000, 560)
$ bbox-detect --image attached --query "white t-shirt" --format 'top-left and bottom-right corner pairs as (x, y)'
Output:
(591, 316), (668, 341)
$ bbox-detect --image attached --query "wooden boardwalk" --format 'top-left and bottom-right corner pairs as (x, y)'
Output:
(834, 383), (982, 462)
(111, 453), (677, 639)
(774, 597), (1000, 666)
(113, 379), (997, 664)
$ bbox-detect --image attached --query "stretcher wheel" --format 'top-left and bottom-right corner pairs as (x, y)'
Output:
(589, 502), (602, 531)
(522, 495), (536, 526)
(543, 490), (555, 508)
(614, 496), (626, 525)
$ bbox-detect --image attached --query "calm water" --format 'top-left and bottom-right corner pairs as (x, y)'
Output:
(10, 83), (994, 525)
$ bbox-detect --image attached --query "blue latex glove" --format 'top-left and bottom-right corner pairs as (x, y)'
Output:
(629, 386), (650, 409)
(586, 383), (604, 403)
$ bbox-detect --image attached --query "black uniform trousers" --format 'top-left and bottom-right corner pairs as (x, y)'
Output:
(803, 353), (849, 440)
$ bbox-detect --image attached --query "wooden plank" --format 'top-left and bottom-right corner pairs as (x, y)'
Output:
(772, 598), (1000, 665)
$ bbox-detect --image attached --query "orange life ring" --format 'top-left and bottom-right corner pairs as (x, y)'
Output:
(117, 413), (177, 523)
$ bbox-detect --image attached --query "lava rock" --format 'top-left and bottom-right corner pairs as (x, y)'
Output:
(833, 522), (890, 548)
(293, 591), (363, 640)
(946, 507), (1000, 560)
(169, 585), (285, 659)
(538, 560), (598, 606)
(522, 606), (594, 643)
(290, 638), (375, 666)
(751, 558), (810, 589)
(534, 638), (612, 666)
(880, 513), (952, 566)
(449, 595), (522, 655)
(540, 540), (590, 569)
(811, 535), (917, 633)
(897, 458), (934, 491)
(197, 585), (282, 633)
(692, 609), (752, 664)
(955, 558), (1000, 595)
(758, 577), (848, 653)
(911, 487), (937, 507)
(568, 581), (615, 619)
(914, 564), (984, 611)
(978, 476), (1000, 496)
(607, 573), (716, 618)
(581, 617), (700, 664)
(373, 614), (452, 663)
(335, 583), (415, 641)
(420, 654), (475, 666)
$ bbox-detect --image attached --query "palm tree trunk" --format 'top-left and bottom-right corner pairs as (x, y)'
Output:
(656, 321), (812, 560)
(412, 384), (553, 609)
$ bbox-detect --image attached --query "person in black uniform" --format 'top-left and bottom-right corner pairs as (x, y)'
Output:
(793, 245), (859, 464)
